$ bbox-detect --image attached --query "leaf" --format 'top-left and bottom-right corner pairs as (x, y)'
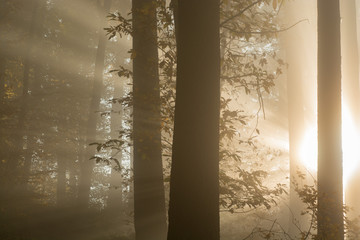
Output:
(128, 49), (136, 59)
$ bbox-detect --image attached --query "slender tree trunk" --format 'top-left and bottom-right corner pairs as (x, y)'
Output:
(341, 0), (360, 218)
(8, 0), (39, 182)
(107, 161), (123, 208)
(281, 1), (317, 235)
(78, 0), (111, 207)
(317, 0), (344, 239)
(22, 135), (34, 185)
(22, 3), (45, 186)
(284, 11), (306, 234)
(0, 0), (9, 98)
(0, 57), (6, 181)
(167, 0), (220, 239)
(0, 58), (5, 99)
(57, 152), (67, 206)
(107, 77), (124, 210)
(132, 0), (167, 239)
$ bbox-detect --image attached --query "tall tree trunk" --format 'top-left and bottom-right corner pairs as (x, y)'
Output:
(167, 0), (220, 239)
(341, 0), (360, 218)
(77, 0), (111, 207)
(107, 159), (123, 208)
(281, 1), (317, 236)
(132, 0), (167, 239)
(107, 77), (124, 210)
(22, 135), (34, 185)
(8, 0), (39, 182)
(57, 151), (67, 206)
(0, 58), (5, 99)
(21, 1), (45, 186)
(317, 0), (344, 239)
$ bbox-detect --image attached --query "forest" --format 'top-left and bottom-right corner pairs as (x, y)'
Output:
(1, 0), (360, 239)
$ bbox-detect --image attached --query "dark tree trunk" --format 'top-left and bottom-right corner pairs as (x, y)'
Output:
(132, 0), (167, 239)
(0, 58), (5, 99)
(167, 0), (220, 239)
(341, 0), (360, 218)
(317, 0), (344, 239)
(77, 0), (111, 207)
(0, 0), (8, 98)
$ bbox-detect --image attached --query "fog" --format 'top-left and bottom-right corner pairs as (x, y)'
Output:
(1, 0), (360, 239)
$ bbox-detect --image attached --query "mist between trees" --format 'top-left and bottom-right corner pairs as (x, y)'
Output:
(1, 0), (360, 239)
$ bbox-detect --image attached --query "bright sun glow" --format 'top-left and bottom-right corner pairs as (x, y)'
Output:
(299, 104), (360, 187)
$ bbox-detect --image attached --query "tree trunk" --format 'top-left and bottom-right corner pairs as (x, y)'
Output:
(317, 0), (344, 239)
(281, 0), (317, 236)
(77, 0), (111, 208)
(167, 0), (220, 239)
(341, 0), (360, 218)
(57, 152), (67, 206)
(0, 58), (5, 99)
(107, 77), (124, 210)
(132, 0), (167, 239)
(8, 0), (39, 183)
(22, 3), (45, 186)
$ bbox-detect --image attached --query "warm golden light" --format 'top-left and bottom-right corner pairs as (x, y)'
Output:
(299, 104), (360, 187)
(299, 126), (317, 172)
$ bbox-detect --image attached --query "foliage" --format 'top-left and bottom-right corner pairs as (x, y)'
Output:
(291, 172), (360, 240)
(242, 171), (360, 239)
(94, 0), (287, 215)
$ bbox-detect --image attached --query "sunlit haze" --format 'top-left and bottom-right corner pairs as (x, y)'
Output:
(1, 0), (360, 239)
(300, 103), (360, 187)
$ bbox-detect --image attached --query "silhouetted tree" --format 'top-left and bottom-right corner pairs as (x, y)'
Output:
(132, 0), (167, 239)
(317, 0), (344, 238)
(167, 0), (220, 239)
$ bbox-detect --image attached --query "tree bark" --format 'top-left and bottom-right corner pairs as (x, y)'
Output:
(132, 0), (167, 239)
(167, 0), (220, 239)
(77, 0), (111, 208)
(317, 0), (344, 239)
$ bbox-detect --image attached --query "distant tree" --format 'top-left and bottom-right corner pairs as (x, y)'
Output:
(0, 59), (4, 99)
(281, 0), (317, 236)
(317, 0), (344, 239)
(78, 0), (112, 208)
(167, 0), (220, 239)
(6, 0), (39, 185)
(132, 0), (167, 239)
(341, 0), (360, 218)
(107, 80), (124, 210)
